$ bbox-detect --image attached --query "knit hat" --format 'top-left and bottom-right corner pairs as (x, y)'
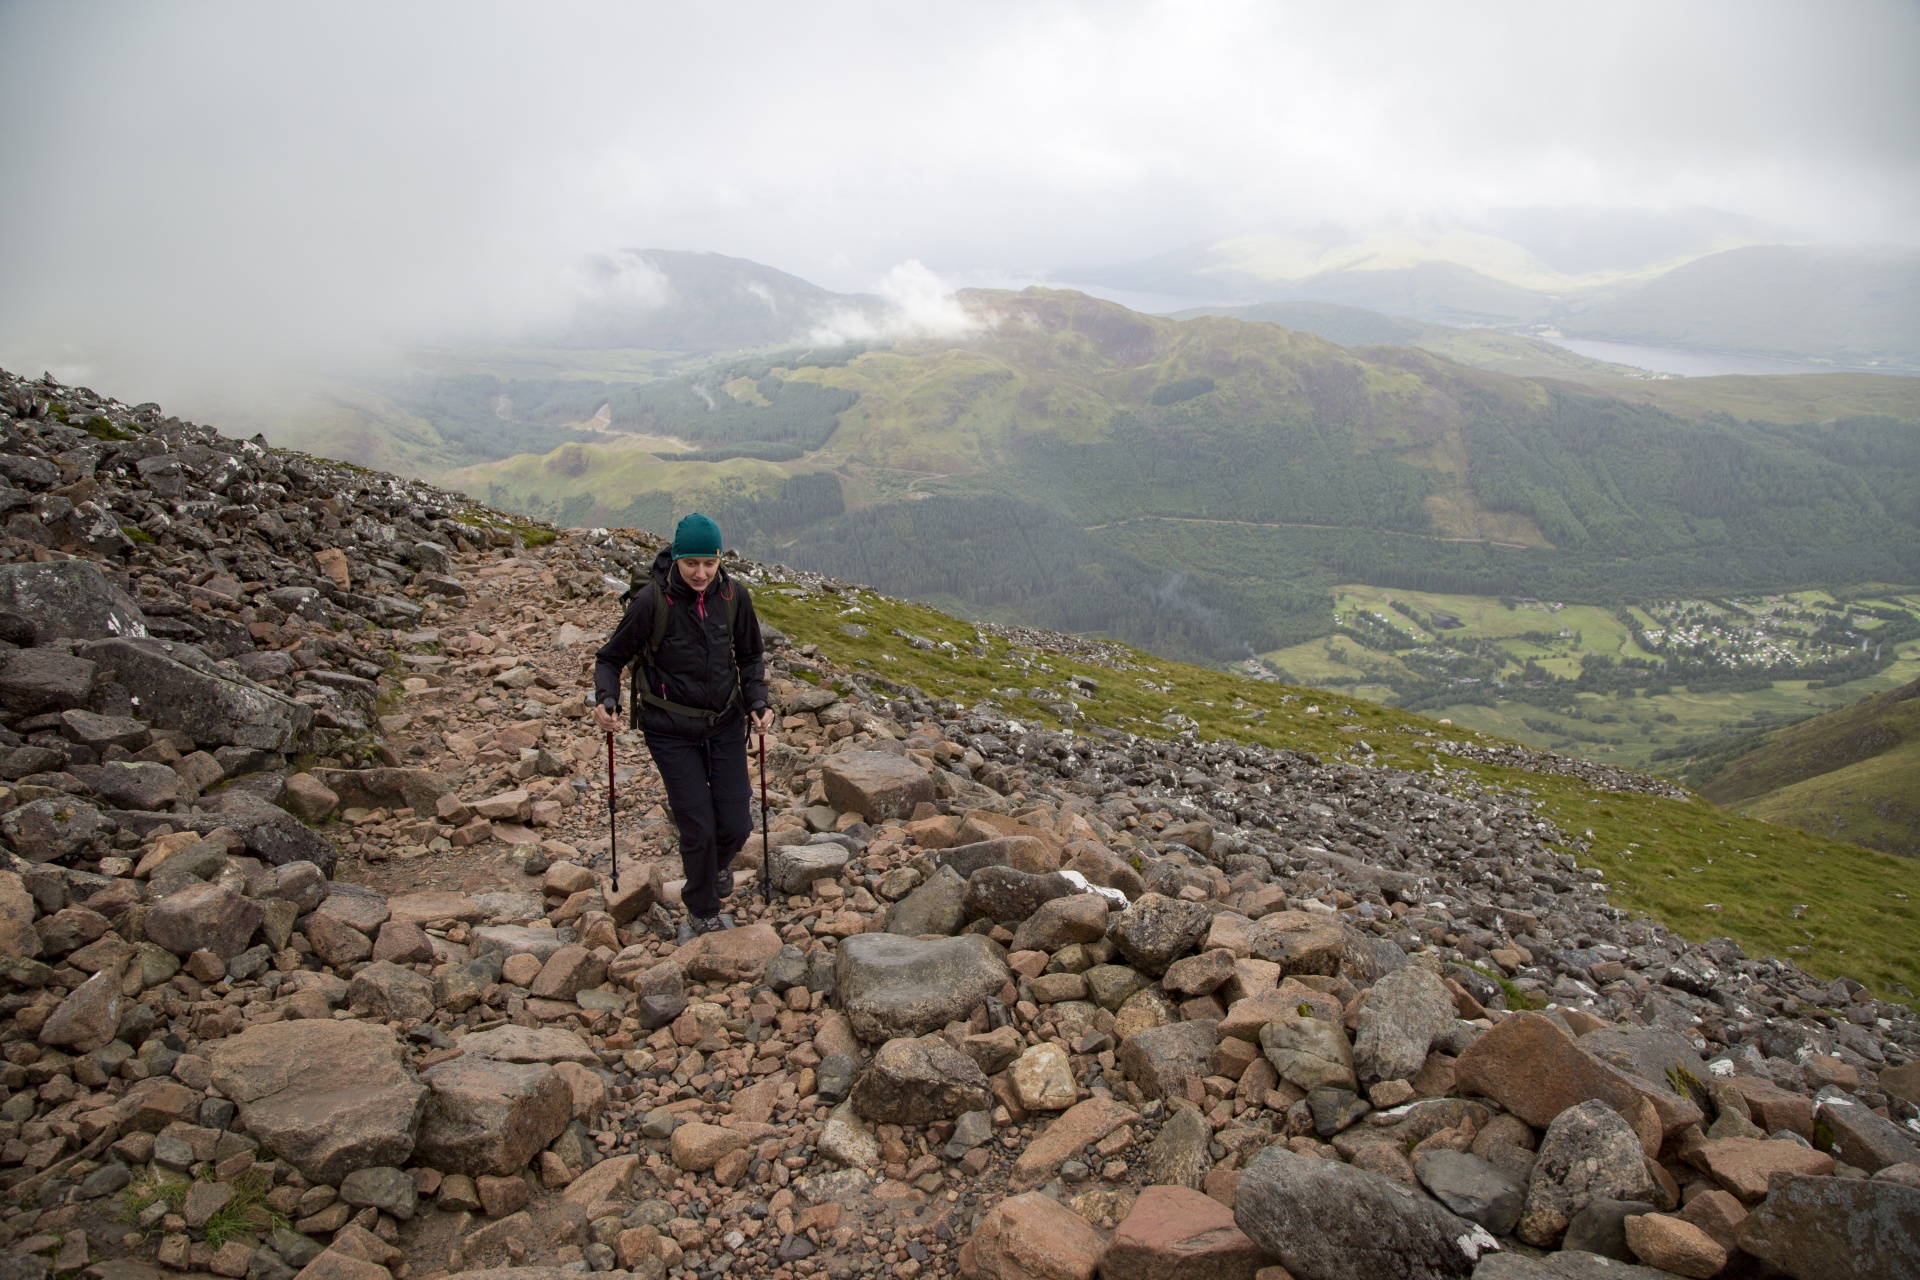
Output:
(671, 512), (723, 560)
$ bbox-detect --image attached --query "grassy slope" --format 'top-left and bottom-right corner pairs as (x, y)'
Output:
(1268, 584), (1920, 772)
(1692, 676), (1920, 857)
(749, 578), (1920, 999)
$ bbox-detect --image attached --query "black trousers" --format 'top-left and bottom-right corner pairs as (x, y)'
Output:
(643, 715), (752, 919)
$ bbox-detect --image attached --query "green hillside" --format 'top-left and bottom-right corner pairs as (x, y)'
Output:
(745, 574), (1920, 999)
(1684, 675), (1920, 857)
(442, 288), (1920, 670)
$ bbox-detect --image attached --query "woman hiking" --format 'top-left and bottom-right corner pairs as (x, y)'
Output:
(592, 513), (773, 939)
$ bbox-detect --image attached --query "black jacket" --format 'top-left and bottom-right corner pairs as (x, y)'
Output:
(592, 549), (769, 737)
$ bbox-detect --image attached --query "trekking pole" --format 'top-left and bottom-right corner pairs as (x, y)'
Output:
(757, 730), (772, 908)
(605, 726), (621, 897)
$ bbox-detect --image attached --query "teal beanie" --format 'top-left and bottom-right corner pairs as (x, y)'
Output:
(671, 512), (723, 560)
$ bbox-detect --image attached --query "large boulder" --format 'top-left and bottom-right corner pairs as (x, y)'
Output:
(958, 1191), (1106, 1280)
(0, 649), (98, 714)
(79, 637), (311, 751)
(1517, 1100), (1658, 1247)
(1354, 965), (1455, 1084)
(144, 882), (265, 958)
(1737, 1173), (1920, 1280)
(1262, 1016), (1358, 1093)
(310, 768), (454, 816)
(1103, 1184), (1270, 1280)
(348, 961), (436, 1022)
(963, 866), (1076, 925)
(1118, 1019), (1220, 1100)
(886, 864), (969, 937)
(413, 1056), (572, 1176)
(1234, 1146), (1498, 1280)
(1456, 1012), (1689, 1141)
(767, 842), (853, 895)
(822, 750), (934, 820)
(37, 956), (132, 1053)
(0, 560), (148, 641)
(851, 1034), (992, 1125)
(1109, 892), (1212, 976)
(207, 1020), (428, 1183)
(1243, 911), (1349, 977)
(2, 798), (112, 864)
(835, 932), (1011, 1041)
(0, 870), (38, 957)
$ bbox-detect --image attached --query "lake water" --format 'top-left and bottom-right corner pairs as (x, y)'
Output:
(1545, 336), (1918, 378)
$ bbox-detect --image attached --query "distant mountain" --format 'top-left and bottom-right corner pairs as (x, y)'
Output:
(547, 248), (883, 352)
(1079, 216), (1919, 369)
(1559, 244), (1920, 370)
(1689, 675), (1920, 857)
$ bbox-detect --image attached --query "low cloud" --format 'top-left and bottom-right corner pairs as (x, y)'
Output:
(808, 260), (988, 345)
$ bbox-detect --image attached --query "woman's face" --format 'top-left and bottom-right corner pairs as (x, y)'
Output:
(677, 557), (719, 591)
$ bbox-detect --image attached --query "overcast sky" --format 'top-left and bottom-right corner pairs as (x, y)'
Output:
(2, 0), (1916, 400)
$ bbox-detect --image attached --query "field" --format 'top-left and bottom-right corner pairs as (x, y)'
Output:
(747, 576), (1920, 1000)
(1259, 585), (1920, 771)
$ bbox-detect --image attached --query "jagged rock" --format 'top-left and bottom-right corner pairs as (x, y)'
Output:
(1563, 1198), (1656, 1260)
(59, 708), (152, 749)
(80, 636), (311, 751)
(458, 1025), (600, 1064)
(1118, 1019), (1219, 1099)
(207, 1020), (427, 1183)
(312, 767), (453, 815)
(1010, 1043), (1076, 1111)
(0, 560), (147, 641)
(0, 649), (97, 715)
(1622, 1214), (1725, 1279)
(822, 750), (935, 820)
(1354, 965), (1455, 1084)
(768, 842), (852, 895)
(1414, 1149), (1525, 1236)
(963, 865), (1076, 924)
(36, 955), (130, 1052)
(958, 1191), (1107, 1280)
(347, 960), (436, 1022)
(1086, 963), (1152, 1011)
(1009, 892), (1108, 953)
(1262, 1016), (1358, 1092)
(1104, 1185), (1269, 1280)
(835, 932), (1011, 1041)
(2, 798), (111, 863)
(145, 882), (265, 958)
(1243, 911), (1349, 977)
(1109, 892), (1212, 976)
(338, 1167), (419, 1221)
(851, 1034), (992, 1124)
(1517, 1100), (1657, 1247)
(1147, 1103), (1214, 1189)
(1736, 1173), (1920, 1280)
(0, 870), (38, 957)
(279, 773), (339, 822)
(1818, 1095), (1920, 1173)
(93, 760), (179, 810)
(1456, 1012), (1668, 1136)
(885, 863), (969, 936)
(935, 835), (1058, 878)
(819, 1101), (881, 1169)
(1234, 1146), (1498, 1280)
(415, 1056), (572, 1176)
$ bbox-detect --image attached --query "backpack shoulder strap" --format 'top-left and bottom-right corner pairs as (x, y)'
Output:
(631, 584), (670, 669)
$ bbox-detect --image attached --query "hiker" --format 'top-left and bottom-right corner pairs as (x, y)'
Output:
(592, 513), (773, 938)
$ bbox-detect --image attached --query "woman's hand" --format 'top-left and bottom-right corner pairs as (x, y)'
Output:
(751, 707), (776, 734)
(591, 703), (621, 734)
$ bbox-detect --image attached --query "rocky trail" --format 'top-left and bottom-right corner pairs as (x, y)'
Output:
(0, 365), (1915, 1280)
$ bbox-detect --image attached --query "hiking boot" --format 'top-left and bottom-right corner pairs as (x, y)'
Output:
(676, 914), (735, 944)
(715, 864), (735, 901)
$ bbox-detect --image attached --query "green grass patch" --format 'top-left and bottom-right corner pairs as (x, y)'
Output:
(120, 1169), (190, 1222)
(1468, 962), (1546, 1010)
(202, 1169), (285, 1248)
(754, 577), (1920, 1002)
